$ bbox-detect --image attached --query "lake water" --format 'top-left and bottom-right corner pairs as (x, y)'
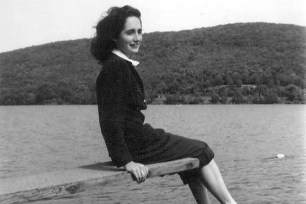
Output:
(0, 105), (305, 204)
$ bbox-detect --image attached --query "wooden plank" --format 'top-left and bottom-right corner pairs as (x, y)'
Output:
(0, 158), (199, 204)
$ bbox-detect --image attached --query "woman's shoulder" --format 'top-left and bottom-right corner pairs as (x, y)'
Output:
(103, 54), (131, 72)
(98, 54), (132, 81)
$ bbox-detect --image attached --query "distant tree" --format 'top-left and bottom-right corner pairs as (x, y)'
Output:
(225, 73), (233, 85)
(25, 92), (36, 104)
(218, 87), (229, 104)
(203, 80), (212, 88)
(35, 84), (57, 104)
(267, 79), (275, 88)
(250, 73), (262, 85)
(0, 89), (26, 105)
(278, 74), (291, 86)
(211, 92), (220, 104)
(164, 94), (182, 104)
(232, 90), (244, 104)
(213, 74), (224, 86)
(232, 72), (242, 86)
(284, 84), (303, 102)
(264, 89), (279, 104)
(293, 77), (305, 89)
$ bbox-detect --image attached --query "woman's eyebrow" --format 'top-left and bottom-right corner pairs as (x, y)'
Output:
(125, 28), (142, 32)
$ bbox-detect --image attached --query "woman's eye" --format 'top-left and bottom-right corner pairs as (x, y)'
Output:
(126, 29), (142, 35)
(126, 30), (134, 35)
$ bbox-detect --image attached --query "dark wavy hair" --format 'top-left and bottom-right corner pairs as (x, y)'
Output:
(90, 5), (141, 64)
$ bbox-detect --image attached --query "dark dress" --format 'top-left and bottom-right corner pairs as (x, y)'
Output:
(96, 54), (214, 184)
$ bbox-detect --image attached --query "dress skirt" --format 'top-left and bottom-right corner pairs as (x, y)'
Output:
(124, 123), (215, 184)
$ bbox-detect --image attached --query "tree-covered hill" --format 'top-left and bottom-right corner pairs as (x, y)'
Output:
(0, 23), (305, 105)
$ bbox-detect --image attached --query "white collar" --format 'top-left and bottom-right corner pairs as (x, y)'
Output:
(112, 49), (140, 66)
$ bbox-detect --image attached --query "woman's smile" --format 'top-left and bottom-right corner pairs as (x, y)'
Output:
(129, 43), (140, 49)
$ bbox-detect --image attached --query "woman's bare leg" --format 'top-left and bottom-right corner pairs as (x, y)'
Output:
(200, 159), (236, 204)
(188, 176), (210, 204)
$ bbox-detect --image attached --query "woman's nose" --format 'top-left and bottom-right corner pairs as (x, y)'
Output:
(134, 33), (141, 42)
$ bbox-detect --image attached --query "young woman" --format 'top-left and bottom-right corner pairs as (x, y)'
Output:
(91, 5), (237, 204)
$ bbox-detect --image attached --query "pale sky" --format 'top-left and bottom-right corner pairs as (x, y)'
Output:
(0, 0), (305, 53)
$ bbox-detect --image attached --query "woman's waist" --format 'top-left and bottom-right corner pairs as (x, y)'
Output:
(125, 108), (144, 121)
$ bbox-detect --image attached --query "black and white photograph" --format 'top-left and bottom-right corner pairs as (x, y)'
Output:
(0, 0), (305, 203)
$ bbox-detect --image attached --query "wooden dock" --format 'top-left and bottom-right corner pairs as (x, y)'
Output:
(0, 158), (199, 204)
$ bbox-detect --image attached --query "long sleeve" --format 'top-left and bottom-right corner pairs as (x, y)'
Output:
(96, 59), (133, 167)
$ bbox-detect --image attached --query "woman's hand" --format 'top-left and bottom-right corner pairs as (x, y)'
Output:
(124, 161), (149, 183)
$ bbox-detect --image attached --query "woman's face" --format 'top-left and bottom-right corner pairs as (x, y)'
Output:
(115, 16), (142, 57)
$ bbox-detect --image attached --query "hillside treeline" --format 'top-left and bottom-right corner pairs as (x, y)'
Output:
(0, 23), (305, 105)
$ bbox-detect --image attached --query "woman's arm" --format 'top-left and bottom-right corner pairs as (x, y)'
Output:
(97, 60), (133, 167)
(97, 59), (149, 183)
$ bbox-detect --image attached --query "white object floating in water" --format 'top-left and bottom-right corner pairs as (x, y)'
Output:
(276, 154), (285, 159)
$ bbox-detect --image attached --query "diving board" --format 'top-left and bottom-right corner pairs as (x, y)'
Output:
(0, 158), (199, 204)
